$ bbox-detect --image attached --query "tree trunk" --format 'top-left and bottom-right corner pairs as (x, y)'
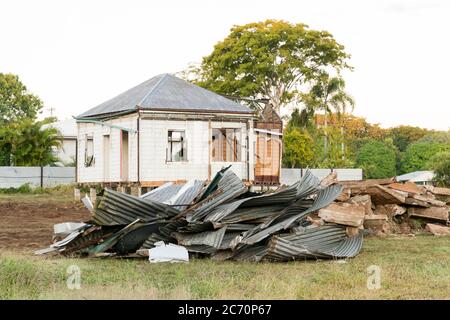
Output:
(323, 111), (328, 159)
(341, 126), (345, 160)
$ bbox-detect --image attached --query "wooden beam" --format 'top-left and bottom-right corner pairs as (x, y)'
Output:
(140, 180), (187, 188)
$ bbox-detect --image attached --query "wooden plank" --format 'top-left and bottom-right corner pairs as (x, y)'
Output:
(408, 207), (449, 223)
(433, 187), (450, 196)
(318, 203), (365, 227)
(411, 194), (446, 207)
(347, 194), (373, 215)
(340, 178), (395, 192)
(387, 182), (422, 195)
(140, 180), (187, 188)
(405, 197), (431, 207)
(363, 214), (388, 230)
(425, 223), (450, 235)
(364, 185), (406, 205)
(336, 188), (351, 202)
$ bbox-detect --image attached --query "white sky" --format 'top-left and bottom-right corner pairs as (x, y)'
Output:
(1, 0), (449, 130)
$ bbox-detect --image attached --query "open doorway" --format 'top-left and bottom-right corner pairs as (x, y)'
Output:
(121, 131), (129, 181)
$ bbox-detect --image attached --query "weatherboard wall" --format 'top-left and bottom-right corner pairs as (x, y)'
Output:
(77, 114), (138, 183)
(139, 118), (251, 182)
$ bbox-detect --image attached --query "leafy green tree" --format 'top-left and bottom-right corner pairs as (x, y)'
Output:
(416, 131), (450, 145)
(301, 74), (354, 159)
(282, 128), (314, 168)
(356, 140), (397, 178)
(387, 125), (429, 152)
(427, 152), (450, 187)
(400, 142), (450, 174)
(0, 118), (61, 166)
(0, 73), (43, 124)
(192, 20), (350, 113)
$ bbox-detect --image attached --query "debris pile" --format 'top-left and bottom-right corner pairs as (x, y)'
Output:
(36, 168), (450, 261)
(333, 178), (450, 236)
(36, 167), (363, 262)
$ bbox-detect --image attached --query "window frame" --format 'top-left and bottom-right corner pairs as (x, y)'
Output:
(166, 129), (188, 162)
(211, 128), (242, 162)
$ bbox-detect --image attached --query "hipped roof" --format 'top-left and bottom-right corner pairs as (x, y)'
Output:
(77, 73), (253, 118)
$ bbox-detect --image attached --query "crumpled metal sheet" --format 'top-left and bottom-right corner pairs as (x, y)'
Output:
(231, 225), (363, 262)
(140, 219), (188, 249)
(204, 170), (320, 223)
(186, 169), (247, 222)
(173, 227), (227, 254)
(262, 225), (363, 261)
(237, 184), (343, 246)
(92, 188), (180, 226)
(140, 179), (204, 210)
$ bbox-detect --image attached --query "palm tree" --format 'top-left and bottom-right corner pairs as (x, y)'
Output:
(301, 73), (354, 160)
(0, 118), (61, 166)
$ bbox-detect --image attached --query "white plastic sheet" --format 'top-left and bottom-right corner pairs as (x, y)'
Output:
(148, 241), (189, 263)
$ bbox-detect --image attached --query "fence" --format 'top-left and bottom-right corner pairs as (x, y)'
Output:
(0, 166), (361, 189)
(0, 166), (75, 188)
(280, 168), (362, 185)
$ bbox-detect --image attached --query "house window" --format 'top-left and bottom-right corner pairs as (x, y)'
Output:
(167, 130), (187, 162)
(212, 128), (241, 162)
(84, 135), (95, 167)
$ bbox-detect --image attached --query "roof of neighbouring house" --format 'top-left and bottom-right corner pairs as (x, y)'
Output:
(396, 170), (435, 182)
(77, 73), (253, 118)
(42, 118), (77, 138)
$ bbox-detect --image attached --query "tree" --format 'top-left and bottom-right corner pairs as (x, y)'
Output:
(416, 131), (450, 145)
(400, 142), (450, 174)
(387, 125), (429, 152)
(0, 118), (61, 166)
(0, 73), (43, 124)
(301, 74), (354, 159)
(192, 20), (350, 113)
(356, 140), (397, 179)
(427, 152), (450, 187)
(282, 128), (314, 168)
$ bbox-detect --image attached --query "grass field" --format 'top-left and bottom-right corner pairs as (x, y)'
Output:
(1, 188), (449, 300)
(1, 235), (450, 299)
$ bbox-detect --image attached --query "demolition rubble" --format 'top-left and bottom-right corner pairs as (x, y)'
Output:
(36, 167), (450, 262)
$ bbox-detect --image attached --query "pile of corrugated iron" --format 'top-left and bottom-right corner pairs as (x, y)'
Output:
(36, 167), (364, 262)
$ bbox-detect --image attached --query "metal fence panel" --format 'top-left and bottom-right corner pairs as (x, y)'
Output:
(280, 168), (362, 185)
(0, 166), (75, 188)
(334, 168), (363, 181)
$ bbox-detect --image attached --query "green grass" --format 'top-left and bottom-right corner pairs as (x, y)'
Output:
(1, 235), (450, 299)
(0, 184), (75, 204)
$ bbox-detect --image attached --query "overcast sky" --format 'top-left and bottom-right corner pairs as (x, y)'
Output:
(1, 0), (449, 130)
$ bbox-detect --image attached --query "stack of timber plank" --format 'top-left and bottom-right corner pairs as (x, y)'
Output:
(318, 177), (450, 236)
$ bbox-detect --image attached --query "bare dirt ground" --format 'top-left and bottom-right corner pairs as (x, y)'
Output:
(0, 196), (90, 251)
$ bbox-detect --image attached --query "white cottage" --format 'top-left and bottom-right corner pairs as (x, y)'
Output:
(75, 73), (282, 188)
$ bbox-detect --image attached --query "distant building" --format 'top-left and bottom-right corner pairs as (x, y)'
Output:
(396, 170), (435, 185)
(44, 118), (77, 166)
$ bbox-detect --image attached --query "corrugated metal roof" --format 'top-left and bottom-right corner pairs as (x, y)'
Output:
(174, 227), (227, 254)
(238, 183), (343, 245)
(204, 170), (320, 222)
(186, 169), (248, 222)
(92, 188), (180, 226)
(396, 170), (434, 183)
(77, 74), (253, 118)
(140, 179), (204, 210)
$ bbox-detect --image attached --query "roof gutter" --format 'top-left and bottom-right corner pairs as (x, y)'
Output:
(73, 116), (137, 133)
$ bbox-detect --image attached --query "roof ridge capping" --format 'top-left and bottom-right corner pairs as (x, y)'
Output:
(77, 73), (253, 118)
(137, 73), (170, 108)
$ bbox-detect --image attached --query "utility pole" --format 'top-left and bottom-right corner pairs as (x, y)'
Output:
(48, 106), (56, 118)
